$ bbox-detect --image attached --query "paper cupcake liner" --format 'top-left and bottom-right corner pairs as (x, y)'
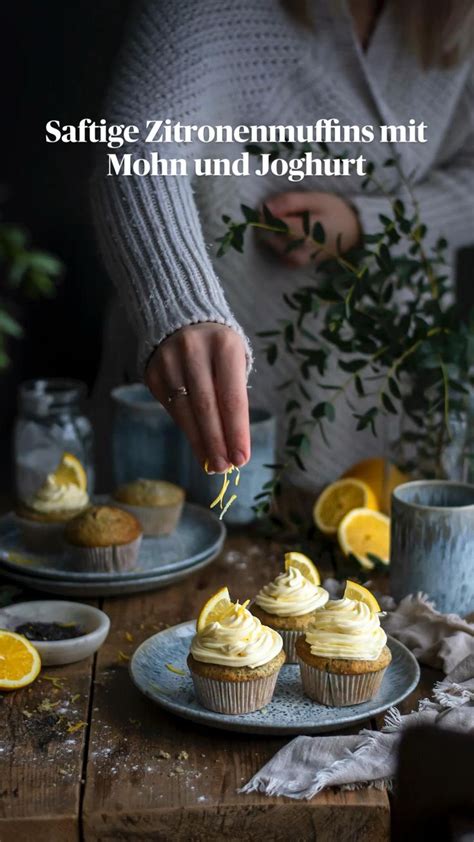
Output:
(68, 534), (142, 573)
(15, 516), (66, 554)
(278, 629), (302, 664)
(112, 500), (183, 536)
(190, 670), (279, 715)
(297, 658), (388, 707)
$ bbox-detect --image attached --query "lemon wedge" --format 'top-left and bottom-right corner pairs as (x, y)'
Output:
(284, 552), (321, 586)
(196, 586), (232, 632)
(338, 507), (390, 570)
(52, 452), (87, 491)
(344, 580), (381, 613)
(313, 478), (378, 536)
(0, 630), (41, 691)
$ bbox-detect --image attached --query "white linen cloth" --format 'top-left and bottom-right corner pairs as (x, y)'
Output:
(241, 595), (474, 800)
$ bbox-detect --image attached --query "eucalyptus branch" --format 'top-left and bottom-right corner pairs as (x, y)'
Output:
(216, 146), (472, 517)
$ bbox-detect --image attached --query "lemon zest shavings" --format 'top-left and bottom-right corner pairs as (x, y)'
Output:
(208, 465), (240, 519)
(165, 663), (186, 676)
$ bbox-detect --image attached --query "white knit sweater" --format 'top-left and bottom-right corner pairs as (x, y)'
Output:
(92, 0), (474, 487)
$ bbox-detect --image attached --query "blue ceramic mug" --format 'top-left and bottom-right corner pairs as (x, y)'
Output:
(111, 384), (189, 487)
(391, 480), (474, 615)
(187, 408), (276, 525)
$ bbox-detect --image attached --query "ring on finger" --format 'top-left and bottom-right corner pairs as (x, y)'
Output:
(167, 386), (189, 404)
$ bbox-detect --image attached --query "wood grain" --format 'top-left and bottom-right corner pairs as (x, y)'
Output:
(82, 535), (390, 842)
(0, 599), (95, 842)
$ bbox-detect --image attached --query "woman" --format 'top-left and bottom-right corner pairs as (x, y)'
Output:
(92, 0), (474, 487)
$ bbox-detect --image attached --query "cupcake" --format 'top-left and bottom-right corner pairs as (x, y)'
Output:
(64, 505), (142, 572)
(187, 587), (285, 714)
(252, 553), (329, 662)
(15, 474), (89, 552)
(296, 594), (391, 707)
(112, 478), (184, 536)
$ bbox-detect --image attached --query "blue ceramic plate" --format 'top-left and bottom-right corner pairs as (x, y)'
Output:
(0, 504), (225, 582)
(0, 551), (218, 597)
(130, 622), (420, 735)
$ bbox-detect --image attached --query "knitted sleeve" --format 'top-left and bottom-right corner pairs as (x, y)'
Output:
(352, 100), (474, 259)
(90, 0), (255, 374)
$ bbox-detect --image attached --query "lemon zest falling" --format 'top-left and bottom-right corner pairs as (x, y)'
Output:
(207, 465), (240, 520)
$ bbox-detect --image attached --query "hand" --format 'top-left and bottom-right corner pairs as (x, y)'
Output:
(145, 323), (250, 473)
(261, 191), (361, 267)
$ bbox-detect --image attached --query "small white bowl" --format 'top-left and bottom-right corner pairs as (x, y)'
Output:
(0, 600), (110, 665)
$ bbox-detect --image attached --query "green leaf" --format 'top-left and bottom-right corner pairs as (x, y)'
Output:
(262, 204), (288, 232)
(381, 392), (397, 414)
(0, 310), (23, 338)
(241, 204), (259, 224)
(266, 343), (278, 365)
(388, 377), (402, 399)
(312, 221), (325, 243)
(301, 210), (310, 237)
(338, 358), (366, 373)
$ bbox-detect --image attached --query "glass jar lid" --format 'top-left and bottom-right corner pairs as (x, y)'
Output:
(19, 378), (87, 417)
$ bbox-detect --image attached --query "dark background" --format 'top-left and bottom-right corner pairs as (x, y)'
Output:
(0, 0), (473, 494)
(0, 0), (132, 491)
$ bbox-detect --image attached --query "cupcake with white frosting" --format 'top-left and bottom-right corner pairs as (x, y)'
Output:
(252, 554), (329, 662)
(16, 474), (89, 552)
(188, 589), (285, 714)
(296, 593), (392, 707)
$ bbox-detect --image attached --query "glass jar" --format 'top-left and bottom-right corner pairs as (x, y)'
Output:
(14, 379), (94, 501)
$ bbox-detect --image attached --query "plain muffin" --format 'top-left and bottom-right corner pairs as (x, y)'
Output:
(112, 479), (184, 536)
(65, 505), (142, 573)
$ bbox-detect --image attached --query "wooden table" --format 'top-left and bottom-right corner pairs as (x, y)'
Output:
(0, 533), (439, 842)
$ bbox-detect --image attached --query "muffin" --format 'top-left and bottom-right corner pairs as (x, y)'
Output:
(15, 474), (89, 552)
(64, 505), (142, 572)
(112, 478), (184, 536)
(252, 558), (329, 662)
(188, 589), (285, 714)
(296, 596), (391, 706)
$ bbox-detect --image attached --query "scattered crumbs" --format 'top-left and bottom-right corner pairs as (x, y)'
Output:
(41, 675), (65, 690)
(260, 707), (268, 715)
(37, 699), (61, 713)
(165, 663), (186, 676)
(201, 753), (206, 758)
(67, 721), (87, 734)
(124, 631), (134, 642)
(157, 749), (171, 760)
(117, 650), (130, 663)
(169, 771), (176, 777)
(177, 750), (189, 761)
(197, 796), (207, 802)
(128, 718), (141, 728)
(22, 709), (32, 719)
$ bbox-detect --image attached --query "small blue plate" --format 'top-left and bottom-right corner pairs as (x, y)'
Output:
(130, 622), (420, 735)
(0, 504), (225, 581)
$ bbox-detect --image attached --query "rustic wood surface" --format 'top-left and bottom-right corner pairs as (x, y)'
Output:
(0, 532), (439, 842)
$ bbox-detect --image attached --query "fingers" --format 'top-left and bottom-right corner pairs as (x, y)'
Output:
(265, 191), (324, 218)
(146, 342), (209, 470)
(145, 324), (250, 474)
(178, 333), (232, 474)
(214, 331), (251, 467)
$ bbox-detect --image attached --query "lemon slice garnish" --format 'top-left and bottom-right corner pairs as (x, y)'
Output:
(284, 552), (321, 585)
(344, 580), (381, 613)
(196, 586), (232, 632)
(52, 452), (87, 491)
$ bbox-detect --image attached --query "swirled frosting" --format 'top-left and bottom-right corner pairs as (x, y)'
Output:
(190, 602), (283, 669)
(255, 566), (329, 617)
(305, 598), (386, 661)
(28, 475), (89, 513)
